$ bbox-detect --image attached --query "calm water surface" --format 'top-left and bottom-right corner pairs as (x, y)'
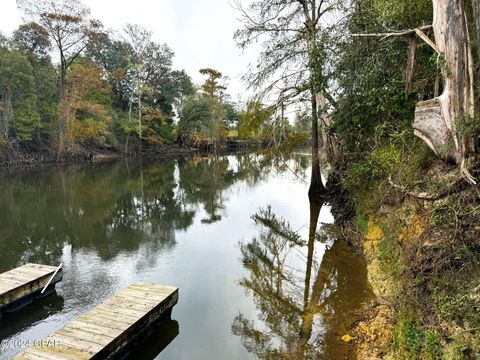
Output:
(0, 153), (373, 359)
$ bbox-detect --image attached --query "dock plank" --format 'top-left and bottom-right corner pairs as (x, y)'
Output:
(76, 314), (131, 332)
(0, 263), (63, 312)
(64, 320), (125, 339)
(56, 328), (115, 347)
(44, 334), (104, 355)
(13, 283), (179, 360)
(19, 348), (73, 360)
(121, 287), (173, 301)
(84, 308), (139, 325)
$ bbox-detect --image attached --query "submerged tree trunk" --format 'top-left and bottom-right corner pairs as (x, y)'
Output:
(413, 0), (476, 182)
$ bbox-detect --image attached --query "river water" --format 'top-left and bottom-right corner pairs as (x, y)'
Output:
(0, 153), (373, 359)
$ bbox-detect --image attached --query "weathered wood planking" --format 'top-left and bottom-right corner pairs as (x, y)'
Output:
(13, 282), (179, 360)
(0, 263), (62, 316)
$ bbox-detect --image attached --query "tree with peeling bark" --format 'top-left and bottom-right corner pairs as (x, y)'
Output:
(351, 0), (480, 184)
(16, 0), (98, 159)
(414, 0), (477, 184)
(234, 0), (338, 201)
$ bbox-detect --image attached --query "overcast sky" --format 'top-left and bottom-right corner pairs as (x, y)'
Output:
(0, 0), (257, 102)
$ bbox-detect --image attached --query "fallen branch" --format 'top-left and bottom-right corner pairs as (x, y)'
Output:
(387, 175), (466, 201)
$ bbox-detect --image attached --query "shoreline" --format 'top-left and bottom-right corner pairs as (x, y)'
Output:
(0, 143), (197, 171)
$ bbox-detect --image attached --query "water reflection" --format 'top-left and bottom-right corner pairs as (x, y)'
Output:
(0, 153), (292, 271)
(124, 320), (179, 360)
(0, 152), (369, 360)
(0, 293), (64, 339)
(233, 200), (374, 360)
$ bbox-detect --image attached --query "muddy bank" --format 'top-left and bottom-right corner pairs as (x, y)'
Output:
(330, 216), (396, 359)
(331, 160), (480, 359)
(0, 140), (195, 169)
(326, 174), (396, 359)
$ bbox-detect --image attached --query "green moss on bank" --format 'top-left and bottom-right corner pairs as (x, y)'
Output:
(341, 138), (480, 359)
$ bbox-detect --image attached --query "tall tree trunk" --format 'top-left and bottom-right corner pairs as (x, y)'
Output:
(309, 90), (326, 200)
(0, 86), (13, 140)
(138, 87), (142, 154)
(405, 36), (417, 99)
(472, 0), (480, 112)
(57, 62), (67, 161)
(124, 132), (130, 153)
(305, 16), (327, 198)
(317, 92), (338, 165)
(413, 0), (476, 183)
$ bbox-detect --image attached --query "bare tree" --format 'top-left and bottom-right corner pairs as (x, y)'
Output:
(235, 0), (338, 200)
(17, 0), (96, 159)
(122, 23), (153, 153)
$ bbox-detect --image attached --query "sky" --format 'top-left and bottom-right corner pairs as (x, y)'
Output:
(0, 0), (257, 102)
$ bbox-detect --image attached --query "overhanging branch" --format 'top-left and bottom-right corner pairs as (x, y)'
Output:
(351, 24), (439, 54)
(351, 24), (433, 38)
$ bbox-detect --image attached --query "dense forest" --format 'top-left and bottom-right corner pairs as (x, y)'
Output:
(2, 0), (480, 358)
(0, 0), (302, 163)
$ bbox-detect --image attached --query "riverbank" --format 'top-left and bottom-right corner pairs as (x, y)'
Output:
(335, 154), (480, 359)
(0, 140), (196, 169)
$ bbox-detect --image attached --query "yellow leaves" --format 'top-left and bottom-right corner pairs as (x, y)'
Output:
(143, 107), (166, 124)
(61, 62), (112, 145)
(359, 322), (369, 332)
(227, 130), (239, 138)
(72, 119), (108, 142)
(65, 63), (111, 100)
(73, 100), (109, 119)
(366, 219), (384, 242)
(341, 334), (354, 343)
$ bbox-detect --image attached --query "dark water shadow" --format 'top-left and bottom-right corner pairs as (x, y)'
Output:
(0, 292), (64, 340)
(123, 319), (179, 360)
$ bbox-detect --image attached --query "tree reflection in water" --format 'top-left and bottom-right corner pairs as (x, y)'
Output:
(233, 199), (373, 360)
(0, 152), (302, 271)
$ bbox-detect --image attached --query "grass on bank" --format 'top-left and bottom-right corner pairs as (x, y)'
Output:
(341, 128), (480, 359)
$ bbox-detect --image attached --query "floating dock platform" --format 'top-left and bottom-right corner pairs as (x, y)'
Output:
(13, 282), (179, 360)
(0, 263), (62, 317)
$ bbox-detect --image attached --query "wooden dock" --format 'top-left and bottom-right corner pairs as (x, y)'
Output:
(227, 139), (249, 150)
(13, 282), (179, 360)
(0, 263), (63, 317)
